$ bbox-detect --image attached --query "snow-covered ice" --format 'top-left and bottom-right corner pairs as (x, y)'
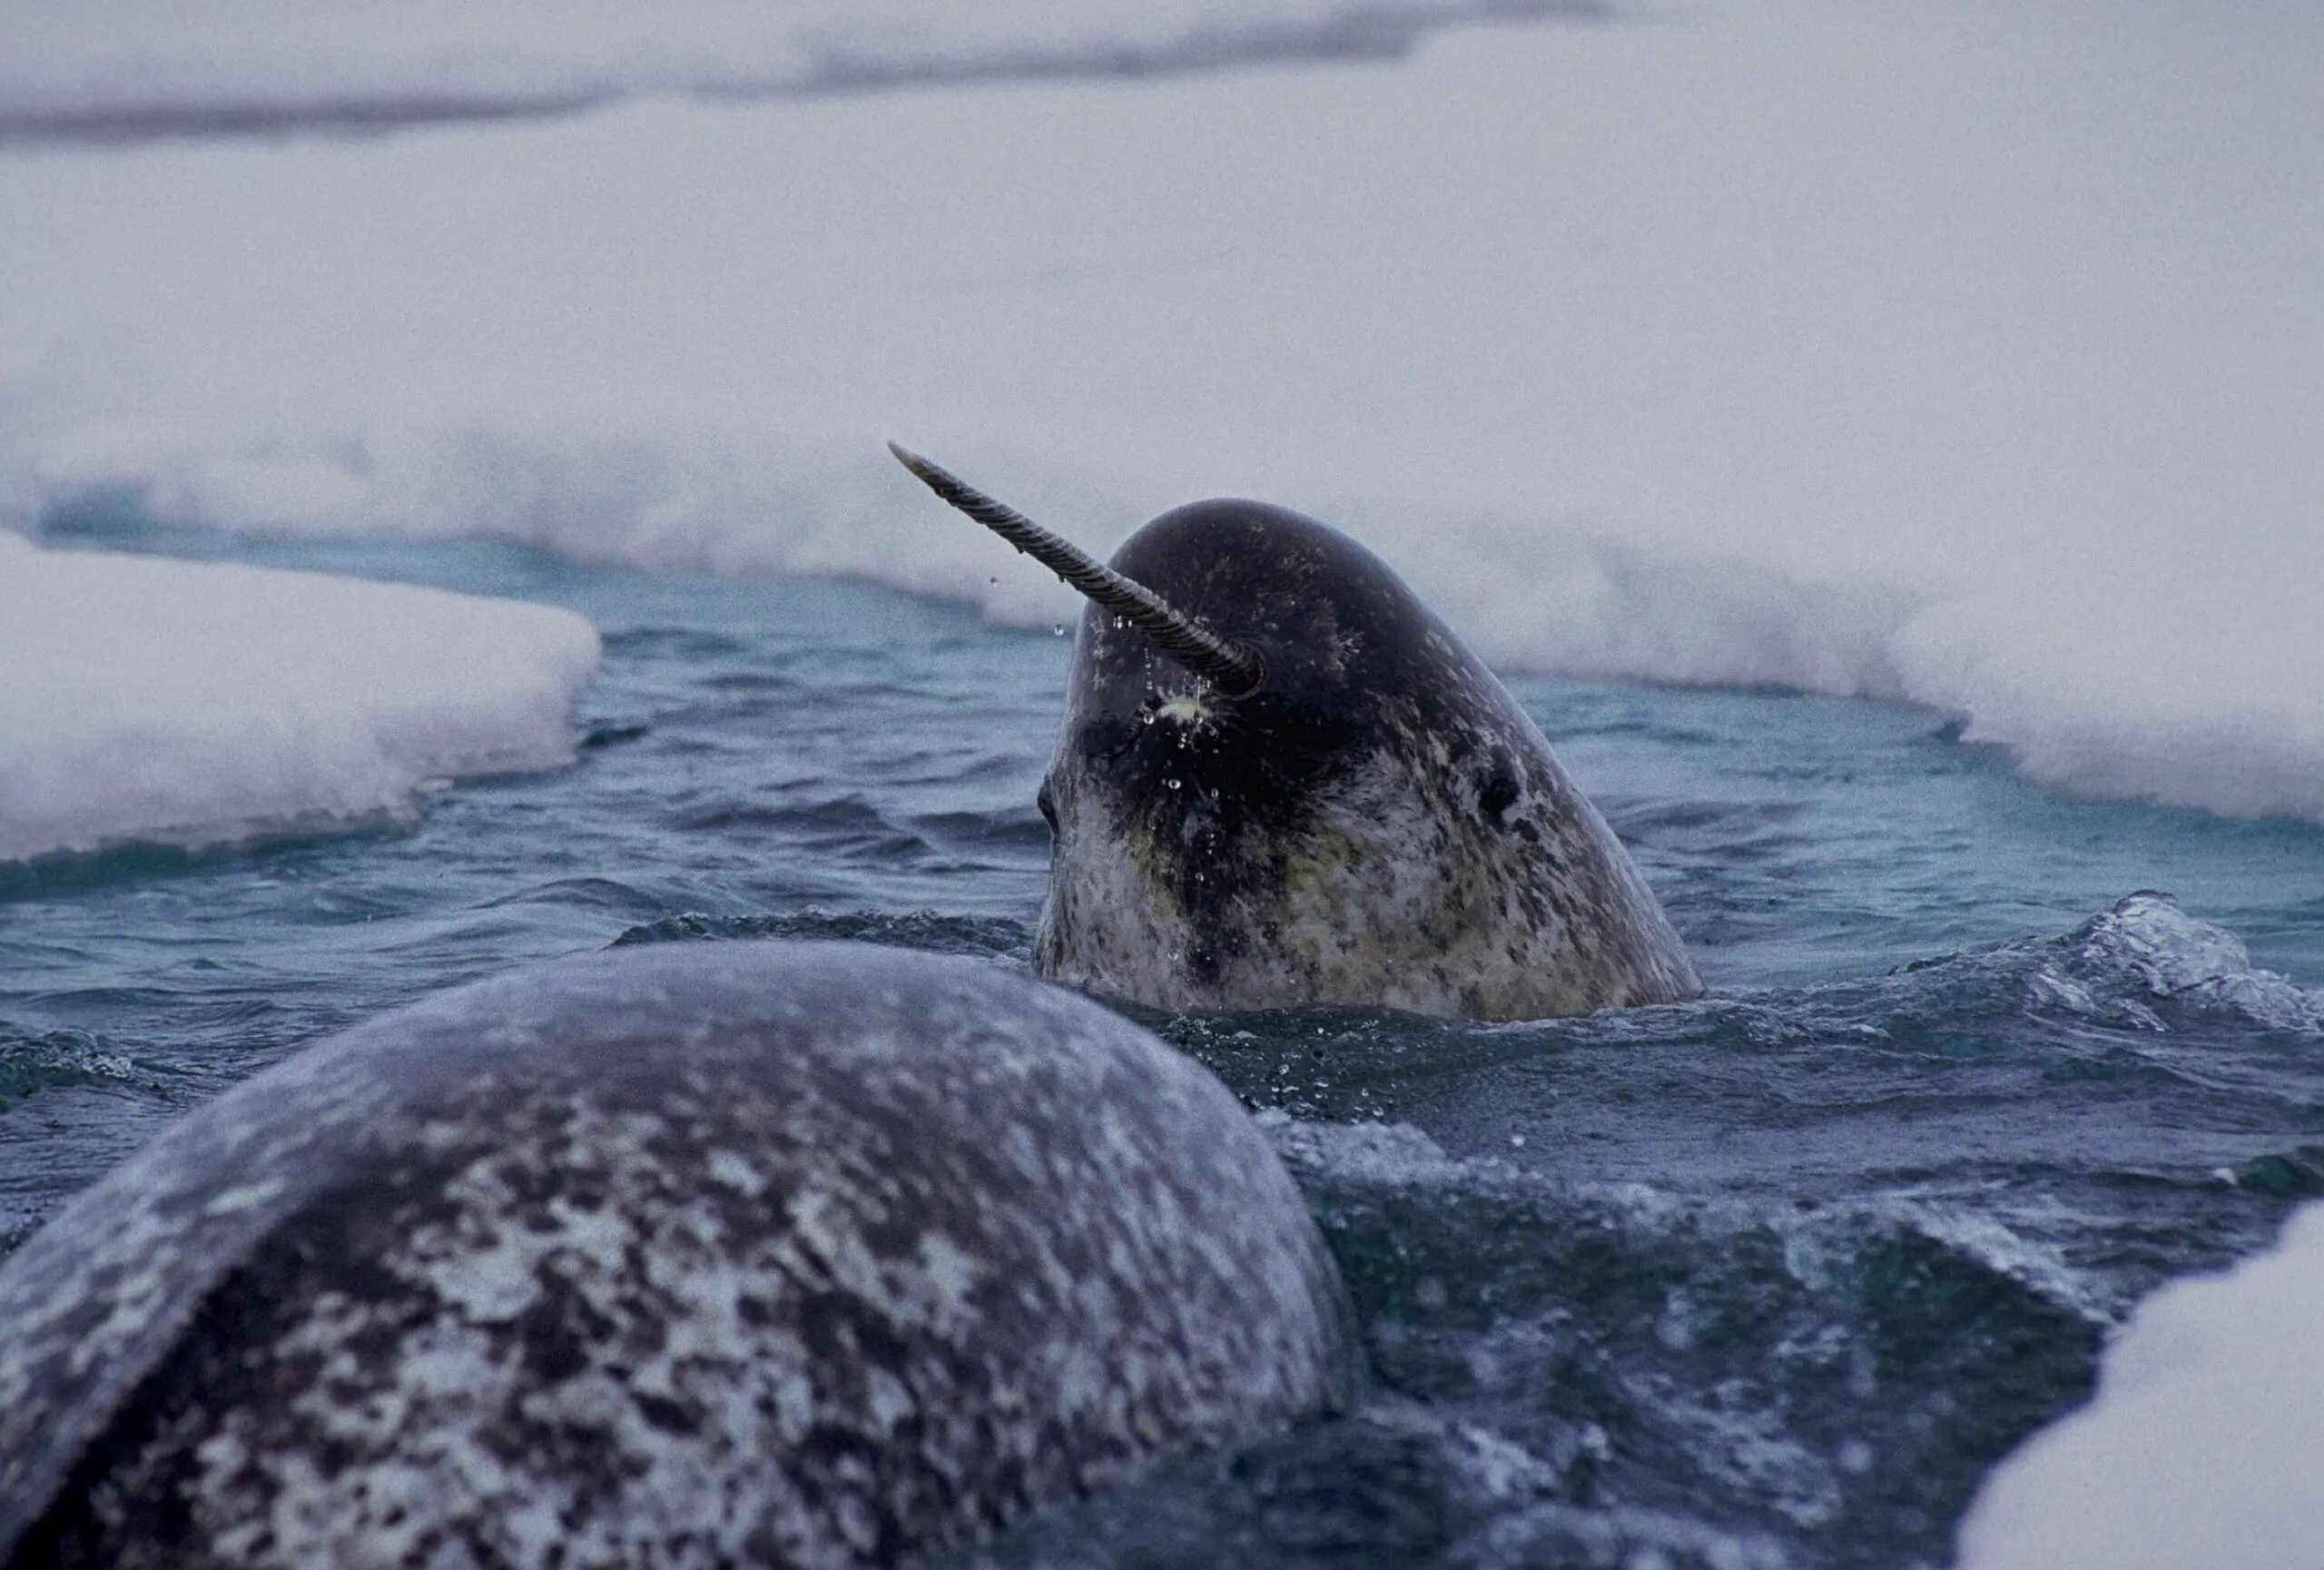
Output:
(1955, 1199), (2324, 1570)
(0, 0), (1599, 139)
(2, 0), (2319, 821)
(0, 535), (599, 862)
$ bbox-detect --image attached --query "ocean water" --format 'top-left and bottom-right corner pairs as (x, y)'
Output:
(6, 508), (2323, 1568)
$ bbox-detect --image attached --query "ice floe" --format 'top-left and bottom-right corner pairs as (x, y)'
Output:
(0, 535), (598, 862)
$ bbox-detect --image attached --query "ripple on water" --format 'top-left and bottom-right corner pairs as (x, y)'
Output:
(612, 909), (1031, 959)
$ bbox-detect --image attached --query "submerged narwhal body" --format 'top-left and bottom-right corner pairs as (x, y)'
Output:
(892, 446), (1703, 1020)
(0, 943), (1356, 1569)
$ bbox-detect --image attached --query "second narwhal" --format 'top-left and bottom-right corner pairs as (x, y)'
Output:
(892, 445), (1702, 1021)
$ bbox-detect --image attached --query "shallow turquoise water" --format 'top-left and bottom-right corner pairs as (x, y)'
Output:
(6, 506), (2323, 1568)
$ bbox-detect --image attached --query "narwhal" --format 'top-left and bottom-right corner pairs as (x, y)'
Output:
(891, 443), (1703, 1021)
(0, 942), (1357, 1568)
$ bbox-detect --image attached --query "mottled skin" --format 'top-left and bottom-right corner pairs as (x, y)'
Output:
(0, 943), (1357, 1569)
(1035, 501), (1703, 1020)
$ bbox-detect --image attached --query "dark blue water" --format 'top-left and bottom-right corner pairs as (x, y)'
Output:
(7, 505), (2324, 1569)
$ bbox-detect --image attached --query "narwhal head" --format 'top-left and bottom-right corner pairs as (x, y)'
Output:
(891, 444), (1704, 1020)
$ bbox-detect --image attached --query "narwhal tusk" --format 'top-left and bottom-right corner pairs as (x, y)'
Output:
(887, 441), (1265, 696)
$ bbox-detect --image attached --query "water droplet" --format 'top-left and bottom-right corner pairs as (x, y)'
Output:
(1166, 777), (1180, 790)
(1051, 624), (1066, 637)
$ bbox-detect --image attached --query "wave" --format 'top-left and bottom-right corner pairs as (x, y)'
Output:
(2029, 894), (2324, 1037)
(1222, 1113), (2108, 1566)
(0, 0), (1603, 145)
(0, 1025), (161, 1108)
(610, 908), (1030, 959)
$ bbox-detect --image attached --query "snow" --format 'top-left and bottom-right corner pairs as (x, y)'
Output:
(0, 535), (600, 863)
(2, 0), (2320, 821)
(0, 0), (1600, 139)
(1955, 1200), (2324, 1570)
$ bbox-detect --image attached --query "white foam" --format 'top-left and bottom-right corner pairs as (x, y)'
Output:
(3, 0), (2319, 821)
(1956, 1200), (2324, 1570)
(0, 535), (600, 862)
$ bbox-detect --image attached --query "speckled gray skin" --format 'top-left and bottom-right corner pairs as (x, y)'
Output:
(1035, 500), (1704, 1021)
(0, 942), (1357, 1569)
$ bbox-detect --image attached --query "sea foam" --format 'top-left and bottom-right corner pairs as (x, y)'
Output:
(0, 536), (600, 863)
(3, 1), (2319, 823)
